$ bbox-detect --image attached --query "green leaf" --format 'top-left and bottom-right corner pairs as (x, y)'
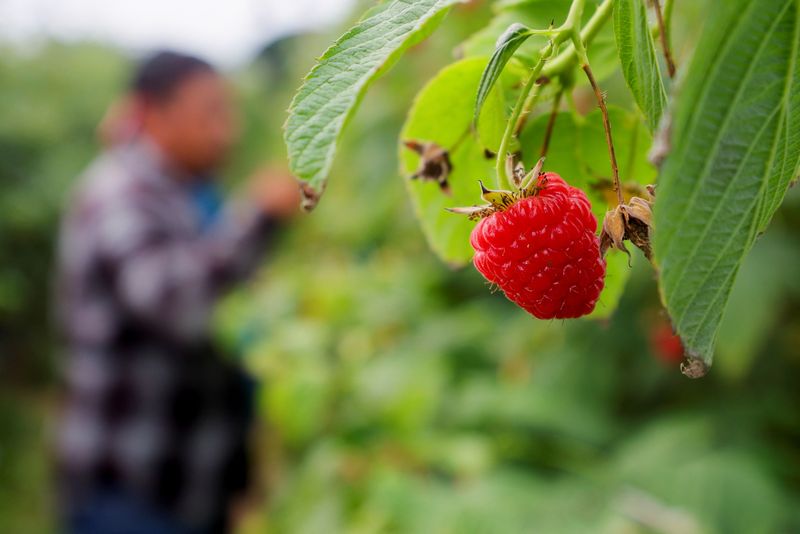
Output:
(284, 0), (461, 209)
(474, 23), (534, 123)
(654, 0), (800, 369)
(715, 232), (794, 380)
(460, 1), (569, 60)
(613, 0), (668, 132)
(520, 107), (657, 318)
(400, 58), (509, 266)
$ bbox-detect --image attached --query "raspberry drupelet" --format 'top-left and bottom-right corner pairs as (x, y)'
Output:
(448, 158), (606, 319)
(457, 168), (606, 319)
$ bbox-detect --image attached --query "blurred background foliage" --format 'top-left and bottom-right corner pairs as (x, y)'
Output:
(1, 1), (800, 532)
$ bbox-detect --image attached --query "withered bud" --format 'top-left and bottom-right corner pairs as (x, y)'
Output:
(300, 181), (321, 212)
(622, 197), (653, 260)
(681, 357), (709, 379)
(600, 206), (628, 259)
(623, 197), (653, 226)
(505, 154), (526, 188)
(404, 140), (453, 196)
(625, 216), (652, 261)
(600, 195), (654, 263)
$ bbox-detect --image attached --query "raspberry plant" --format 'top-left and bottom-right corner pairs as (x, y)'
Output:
(285, 0), (800, 377)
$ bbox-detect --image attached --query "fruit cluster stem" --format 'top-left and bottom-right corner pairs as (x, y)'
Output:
(514, 80), (546, 136)
(653, 0), (676, 77)
(563, 10), (623, 208)
(494, 47), (553, 190)
(582, 63), (623, 206)
(540, 90), (563, 158)
(542, 0), (613, 78)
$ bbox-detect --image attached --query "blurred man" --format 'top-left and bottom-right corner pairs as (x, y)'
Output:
(56, 51), (299, 533)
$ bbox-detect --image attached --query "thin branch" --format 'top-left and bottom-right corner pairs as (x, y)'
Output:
(652, 0), (676, 77)
(514, 78), (547, 136)
(494, 47), (556, 189)
(582, 64), (623, 206)
(540, 90), (563, 158)
(542, 0), (613, 77)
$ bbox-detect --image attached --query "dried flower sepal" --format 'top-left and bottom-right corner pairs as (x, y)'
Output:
(446, 158), (546, 221)
(600, 186), (655, 262)
(404, 140), (453, 196)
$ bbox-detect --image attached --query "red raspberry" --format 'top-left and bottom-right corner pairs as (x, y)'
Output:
(650, 322), (684, 365)
(470, 173), (606, 319)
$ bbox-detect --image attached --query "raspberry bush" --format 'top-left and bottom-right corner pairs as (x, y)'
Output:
(285, 0), (800, 377)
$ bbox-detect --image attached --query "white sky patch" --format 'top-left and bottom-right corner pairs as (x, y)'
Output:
(0, 0), (355, 67)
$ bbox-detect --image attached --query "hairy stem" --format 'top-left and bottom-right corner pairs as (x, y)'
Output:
(540, 90), (563, 158)
(569, 19), (622, 206)
(564, 0), (586, 28)
(495, 54), (549, 189)
(582, 63), (623, 206)
(653, 0), (676, 77)
(542, 0), (613, 78)
(514, 80), (546, 136)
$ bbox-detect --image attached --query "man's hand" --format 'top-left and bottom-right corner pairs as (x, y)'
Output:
(250, 168), (302, 220)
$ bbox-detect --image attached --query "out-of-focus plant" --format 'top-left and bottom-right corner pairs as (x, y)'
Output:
(0, 44), (127, 532)
(0, 44), (128, 382)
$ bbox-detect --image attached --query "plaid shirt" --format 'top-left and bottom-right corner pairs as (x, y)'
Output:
(56, 139), (276, 528)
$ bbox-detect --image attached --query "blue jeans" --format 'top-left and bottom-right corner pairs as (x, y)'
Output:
(67, 489), (213, 534)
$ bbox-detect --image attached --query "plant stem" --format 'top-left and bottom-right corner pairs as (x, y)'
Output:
(494, 0), (616, 190)
(564, 0), (586, 28)
(568, 15), (622, 206)
(540, 90), (563, 158)
(582, 63), (623, 206)
(542, 0), (613, 78)
(495, 54), (549, 189)
(494, 0), (595, 189)
(514, 80), (546, 136)
(653, 0), (676, 77)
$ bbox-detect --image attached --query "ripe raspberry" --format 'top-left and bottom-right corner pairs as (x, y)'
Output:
(470, 173), (606, 319)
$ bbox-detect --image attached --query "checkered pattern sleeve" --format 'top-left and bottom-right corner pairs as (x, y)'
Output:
(92, 194), (278, 343)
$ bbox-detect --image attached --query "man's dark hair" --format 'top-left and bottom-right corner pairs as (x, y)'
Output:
(131, 51), (215, 103)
